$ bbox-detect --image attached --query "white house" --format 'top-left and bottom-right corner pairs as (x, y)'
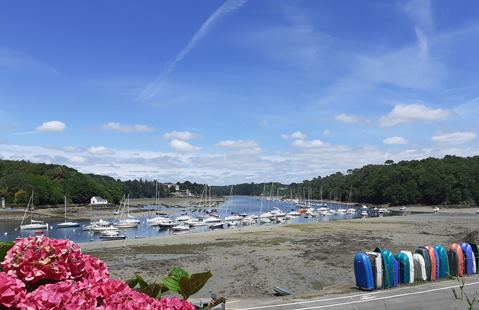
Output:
(90, 196), (108, 205)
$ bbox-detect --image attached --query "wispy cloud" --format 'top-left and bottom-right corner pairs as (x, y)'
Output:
(335, 113), (364, 124)
(103, 122), (154, 133)
(216, 139), (262, 154)
(432, 132), (476, 144)
(281, 131), (306, 140)
(383, 136), (409, 145)
(162, 130), (196, 141)
(0, 46), (58, 74)
(380, 103), (451, 127)
(138, 0), (247, 101)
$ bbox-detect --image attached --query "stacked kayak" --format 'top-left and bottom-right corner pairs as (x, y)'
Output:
(354, 241), (479, 291)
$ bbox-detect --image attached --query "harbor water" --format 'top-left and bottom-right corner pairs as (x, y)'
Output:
(0, 196), (382, 243)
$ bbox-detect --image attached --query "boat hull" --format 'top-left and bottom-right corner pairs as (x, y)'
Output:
(354, 252), (374, 291)
(413, 253), (427, 281)
(57, 222), (80, 228)
(20, 223), (48, 230)
(433, 245), (449, 278)
(461, 242), (475, 276)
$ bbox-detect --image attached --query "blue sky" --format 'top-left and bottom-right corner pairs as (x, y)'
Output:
(1, 0), (478, 184)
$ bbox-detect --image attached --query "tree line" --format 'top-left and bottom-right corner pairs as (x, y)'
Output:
(1, 155), (479, 207)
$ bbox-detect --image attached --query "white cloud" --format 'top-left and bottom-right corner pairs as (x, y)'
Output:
(281, 131), (306, 140)
(380, 103), (451, 127)
(87, 146), (113, 155)
(292, 139), (325, 148)
(70, 156), (86, 164)
(1, 139), (479, 184)
(216, 139), (258, 148)
(162, 130), (195, 141)
(335, 113), (362, 123)
(169, 139), (199, 153)
(103, 122), (154, 133)
(36, 120), (66, 132)
(383, 136), (409, 145)
(323, 129), (331, 136)
(432, 132), (476, 144)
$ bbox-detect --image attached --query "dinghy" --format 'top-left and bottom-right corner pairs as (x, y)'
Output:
(395, 252), (410, 284)
(400, 250), (414, 284)
(461, 242), (474, 276)
(470, 244), (479, 272)
(393, 258), (399, 287)
(415, 247), (432, 281)
(448, 243), (464, 277)
(366, 252), (383, 289)
(473, 251), (477, 274)
(434, 245), (449, 278)
(374, 247), (394, 289)
(413, 253), (427, 281)
(425, 246), (437, 281)
(354, 252), (374, 291)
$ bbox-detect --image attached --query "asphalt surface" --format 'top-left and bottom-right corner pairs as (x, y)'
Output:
(227, 275), (479, 310)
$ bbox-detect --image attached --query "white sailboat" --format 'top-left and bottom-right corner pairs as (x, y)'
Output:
(20, 190), (48, 230)
(57, 195), (79, 228)
(114, 195), (139, 228)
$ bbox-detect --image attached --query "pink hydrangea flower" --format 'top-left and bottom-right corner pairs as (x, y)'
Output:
(20, 278), (196, 310)
(2, 236), (85, 284)
(0, 272), (26, 309)
(1, 236), (109, 285)
(156, 297), (197, 310)
(82, 255), (109, 282)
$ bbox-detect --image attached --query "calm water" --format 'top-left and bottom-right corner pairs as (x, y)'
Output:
(0, 196), (379, 243)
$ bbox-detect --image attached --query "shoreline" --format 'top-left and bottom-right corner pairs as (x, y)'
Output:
(80, 211), (479, 299)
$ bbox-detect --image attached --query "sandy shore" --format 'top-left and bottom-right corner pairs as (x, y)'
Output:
(79, 211), (479, 299)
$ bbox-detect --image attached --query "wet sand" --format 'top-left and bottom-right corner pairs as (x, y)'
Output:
(80, 209), (479, 299)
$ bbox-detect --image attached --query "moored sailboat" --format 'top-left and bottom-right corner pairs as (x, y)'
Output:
(57, 195), (80, 228)
(20, 191), (48, 230)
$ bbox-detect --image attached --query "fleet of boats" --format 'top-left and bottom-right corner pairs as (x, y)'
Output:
(14, 185), (384, 241)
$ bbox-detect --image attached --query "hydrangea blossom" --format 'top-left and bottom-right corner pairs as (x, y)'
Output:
(20, 278), (196, 310)
(0, 236), (197, 310)
(0, 272), (26, 309)
(2, 236), (85, 284)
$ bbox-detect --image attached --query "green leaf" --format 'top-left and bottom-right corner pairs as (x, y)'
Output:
(0, 241), (14, 271)
(188, 271), (213, 296)
(179, 276), (193, 299)
(163, 267), (189, 293)
(127, 274), (167, 299)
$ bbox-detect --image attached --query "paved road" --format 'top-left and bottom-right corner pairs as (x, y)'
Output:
(227, 276), (479, 310)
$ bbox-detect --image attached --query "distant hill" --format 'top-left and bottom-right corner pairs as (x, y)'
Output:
(0, 160), (182, 206)
(294, 155), (479, 206)
(1, 155), (478, 207)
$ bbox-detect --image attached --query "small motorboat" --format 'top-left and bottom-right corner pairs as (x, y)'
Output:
(171, 224), (190, 232)
(208, 222), (224, 229)
(57, 221), (80, 228)
(273, 286), (292, 296)
(99, 230), (126, 240)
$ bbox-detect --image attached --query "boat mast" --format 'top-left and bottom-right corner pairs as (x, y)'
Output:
(20, 190), (34, 226)
(64, 194), (67, 222)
